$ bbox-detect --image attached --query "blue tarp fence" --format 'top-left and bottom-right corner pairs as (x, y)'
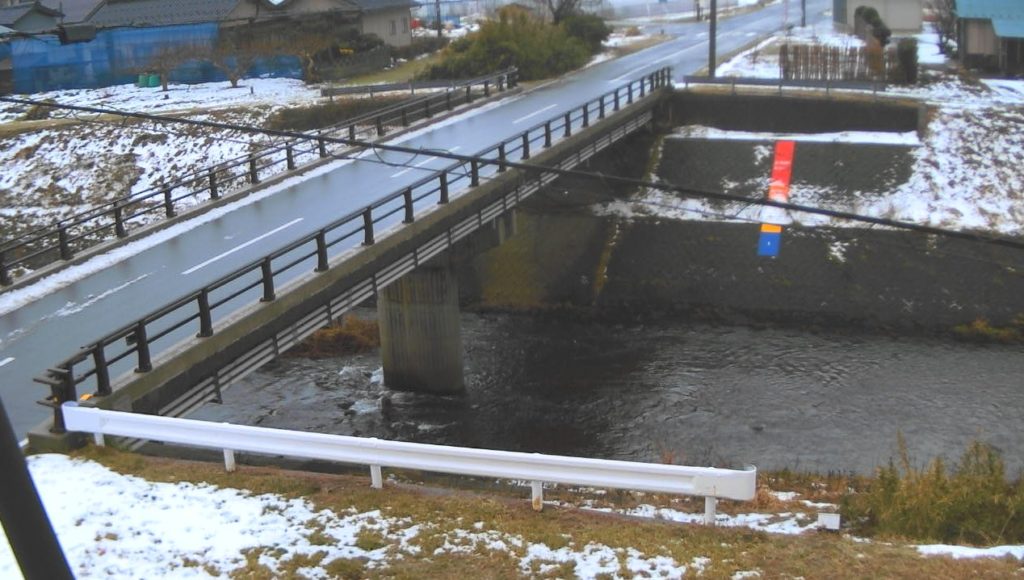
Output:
(3, 23), (302, 94)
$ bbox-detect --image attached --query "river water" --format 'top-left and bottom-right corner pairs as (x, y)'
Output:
(194, 310), (1024, 475)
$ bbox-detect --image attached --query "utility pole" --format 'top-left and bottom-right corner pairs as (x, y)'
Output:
(0, 399), (74, 580)
(708, 0), (717, 77)
(801, 0), (806, 28)
(436, 0), (443, 39)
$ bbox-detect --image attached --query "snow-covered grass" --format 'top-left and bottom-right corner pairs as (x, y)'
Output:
(2, 451), (1022, 579)
(634, 24), (1024, 235)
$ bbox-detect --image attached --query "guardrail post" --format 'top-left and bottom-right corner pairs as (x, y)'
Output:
(249, 155), (259, 184)
(599, 96), (606, 119)
(401, 107), (409, 126)
(92, 345), (111, 396)
(315, 231), (329, 271)
(614, 89), (621, 112)
(376, 116), (385, 137)
(544, 121), (552, 148)
(424, 100), (432, 119)
(53, 365), (75, 433)
(113, 202), (127, 238)
(438, 171), (449, 204)
(370, 465), (383, 488)
(445, 91), (452, 111)
(582, 104), (590, 128)
(57, 223), (73, 261)
(0, 253), (10, 286)
(640, 77), (646, 98)
(349, 124), (356, 141)
(498, 143), (507, 172)
(403, 188), (415, 222)
(197, 290), (213, 337)
(704, 496), (717, 525)
(318, 137), (327, 158)
(521, 133), (530, 160)
(286, 144), (295, 170)
(484, 80), (490, 97)
(260, 258), (275, 302)
(498, 75), (505, 91)
(466, 85), (473, 103)
(362, 208), (375, 245)
(531, 481), (544, 511)
(470, 159), (479, 186)
(223, 449), (237, 472)
(628, 83), (634, 104)
(208, 169), (219, 200)
(134, 321), (152, 373)
(564, 112), (572, 138)
(163, 187), (175, 218)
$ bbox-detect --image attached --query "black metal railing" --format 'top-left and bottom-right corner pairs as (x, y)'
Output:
(34, 67), (672, 432)
(0, 69), (518, 288)
(680, 75), (886, 94)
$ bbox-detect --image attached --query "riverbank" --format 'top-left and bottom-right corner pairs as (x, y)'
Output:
(3, 447), (1021, 579)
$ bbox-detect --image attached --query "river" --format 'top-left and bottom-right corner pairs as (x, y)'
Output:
(193, 310), (1024, 475)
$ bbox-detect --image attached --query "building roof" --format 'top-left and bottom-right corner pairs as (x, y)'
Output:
(0, 3), (61, 27)
(355, 0), (418, 12)
(956, 0), (1024, 21)
(992, 19), (1024, 39)
(88, 0), (241, 28)
(39, 0), (105, 24)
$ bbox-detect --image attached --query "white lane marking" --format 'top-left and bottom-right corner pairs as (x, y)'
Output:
(609, 43), (702, 82)
(389, 146), (461, 178)
(0, 357), (14, 368)
(512, 104), (558, 124)
(50, 273), (151, 319)
(181, 218), (304, 275)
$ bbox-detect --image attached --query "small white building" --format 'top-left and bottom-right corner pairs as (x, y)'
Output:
(832, 0), (923, 34)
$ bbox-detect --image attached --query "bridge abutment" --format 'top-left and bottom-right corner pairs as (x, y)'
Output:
(377, 260), (464, 394)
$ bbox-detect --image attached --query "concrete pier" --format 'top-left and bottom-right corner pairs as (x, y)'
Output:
(377, 261), (464, 394)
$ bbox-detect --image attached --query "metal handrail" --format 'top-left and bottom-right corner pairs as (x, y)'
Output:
(34, 68), (673, 433)
(0, 69), (518, 286)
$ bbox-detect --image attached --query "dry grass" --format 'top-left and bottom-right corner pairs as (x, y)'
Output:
(286, 314), (380, 358)
(68, 446), (1024, 578)
(342, 52), (446, 86)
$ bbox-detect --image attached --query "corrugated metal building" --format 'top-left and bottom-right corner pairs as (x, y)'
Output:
(957, 0), (1024, 75)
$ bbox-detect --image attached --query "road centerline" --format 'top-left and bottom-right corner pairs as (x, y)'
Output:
(512, 104), (558, 124)
(181, 218), (304, 275)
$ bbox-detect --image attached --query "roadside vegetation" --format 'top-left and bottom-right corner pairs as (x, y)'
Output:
(287, 314), (381, 358)
(421, 7), (611, 81)
(264, 95), (407, 131)
(61, 445), (1023, 577)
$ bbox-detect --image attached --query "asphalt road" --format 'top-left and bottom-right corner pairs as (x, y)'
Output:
(0, 0), (832, 438)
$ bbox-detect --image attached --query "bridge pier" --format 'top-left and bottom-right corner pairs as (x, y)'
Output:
(377, 259), (464, 394)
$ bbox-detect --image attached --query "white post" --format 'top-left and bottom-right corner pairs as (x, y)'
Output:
(93, 433), (105, 447)
(704, 496), (717, 526)
(223, 449), (236, 472)
(531, 481), (543, 512)
(370, 465), (383, 489)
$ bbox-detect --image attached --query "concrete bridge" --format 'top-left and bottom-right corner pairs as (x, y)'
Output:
(29, 70), (673, 448)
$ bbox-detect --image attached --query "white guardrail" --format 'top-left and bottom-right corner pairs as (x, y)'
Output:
(62, 403), (756, 524)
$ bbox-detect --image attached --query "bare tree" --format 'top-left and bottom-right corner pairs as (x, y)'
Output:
(207, 33), (284, 88)
(145, 44), (205, 92)
(928, 0), (957, 55)
(546, 0), (582, 24)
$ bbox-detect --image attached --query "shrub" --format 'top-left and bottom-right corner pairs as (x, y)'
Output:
(265, 96), (407, 131)
(855, 5), (892, 46)
(420, 6), (590, 81)
(842, 436), (1024, 544)
(561, 13), (612, 54)
(894, 37), (918, 83)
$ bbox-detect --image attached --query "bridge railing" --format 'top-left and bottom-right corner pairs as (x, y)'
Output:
(62, 401), (754, 522)
(679, 75), (886, 94)
(34, 68), (673, 433)
(0, 69), (518, 288)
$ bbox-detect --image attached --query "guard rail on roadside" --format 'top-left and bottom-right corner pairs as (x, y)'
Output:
(680, 75), (886, 95)
(33, 68), (673, 437)
(0, 69), (518, 287)
(62, 402), (756, 521)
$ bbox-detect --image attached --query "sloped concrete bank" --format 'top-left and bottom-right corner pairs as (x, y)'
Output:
(458, 93), (1024, 333)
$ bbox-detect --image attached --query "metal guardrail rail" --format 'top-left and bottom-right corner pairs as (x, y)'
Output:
(62, 402), (756, 521)
(321, 71), (513, 97)
(34, 68), (673, 434)
(680, 75), (886, 94)
(0, 69), (518, 287)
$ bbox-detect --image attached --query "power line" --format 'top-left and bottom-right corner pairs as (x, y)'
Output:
(3, 94), (1023, 252)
